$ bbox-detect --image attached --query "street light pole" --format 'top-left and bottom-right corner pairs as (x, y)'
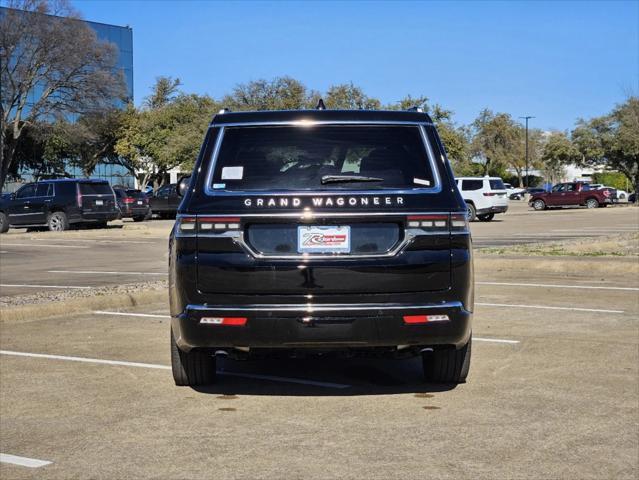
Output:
(519, 115), (535, 188)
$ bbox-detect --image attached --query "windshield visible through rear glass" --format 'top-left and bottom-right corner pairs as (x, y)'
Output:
(489, 179), (506, 190)
(209, 126), (435, 191)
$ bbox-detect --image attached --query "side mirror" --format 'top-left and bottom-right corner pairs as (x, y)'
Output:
(177, 176), (191, 197)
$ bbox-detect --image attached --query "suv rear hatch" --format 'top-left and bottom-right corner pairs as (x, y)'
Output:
(192, 125), (457, 296)
(78, 182), (117, 212)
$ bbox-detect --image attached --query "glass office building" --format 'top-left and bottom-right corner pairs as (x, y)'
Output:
(1, 7), (134, 188)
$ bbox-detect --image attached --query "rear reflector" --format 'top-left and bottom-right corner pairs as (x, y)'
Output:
(200, 317), (247, 326)
(403, 314), (449, 324)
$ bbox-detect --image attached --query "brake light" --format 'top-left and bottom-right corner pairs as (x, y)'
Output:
(483, 192), (496, 196)
(199, 317), (247, 326)
(403, 314), (449, 324)
(123, 197), (135, 204)
(450, 213), (469, 232)
(76, 188), (82, 208)
(176, 215), (196, 234)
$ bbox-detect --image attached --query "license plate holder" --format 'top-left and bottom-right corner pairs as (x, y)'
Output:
(297, 226), (350, 254)
(95, 200), (104, 206)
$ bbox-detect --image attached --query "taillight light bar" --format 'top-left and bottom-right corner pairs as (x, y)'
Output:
(198, 216), (241, 232)
(403, 314), (449, 324)
(406, 213), (469, 233)
(176, 215), (241, 235)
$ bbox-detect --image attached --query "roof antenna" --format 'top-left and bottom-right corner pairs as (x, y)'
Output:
(316, 99), (326, 110)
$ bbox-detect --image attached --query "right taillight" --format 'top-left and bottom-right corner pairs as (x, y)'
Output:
(406, 213), (469, 234)
(450, 213), (469, 233)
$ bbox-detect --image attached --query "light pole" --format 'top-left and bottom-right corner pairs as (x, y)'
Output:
(519, 116), (535, 188)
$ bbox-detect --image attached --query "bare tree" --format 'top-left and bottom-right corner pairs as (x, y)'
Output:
(0, 0), (126, 190)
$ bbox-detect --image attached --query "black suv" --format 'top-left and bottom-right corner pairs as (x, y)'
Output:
(169, 109), (473, 386)
(0, 179), (119, 232)
(114, 188), (151, 222)
(149, 183), (181, 219)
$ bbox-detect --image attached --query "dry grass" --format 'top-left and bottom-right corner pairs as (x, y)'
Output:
(480, 232), (639, 257)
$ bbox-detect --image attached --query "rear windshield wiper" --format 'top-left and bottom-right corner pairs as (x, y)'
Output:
(321, 175), (384, 185)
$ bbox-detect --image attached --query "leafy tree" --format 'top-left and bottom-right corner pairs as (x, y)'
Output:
(572, 97), (639, 193)
(143, 76), (182, 109)
(0, 0), (126, 190)
(325, 83), (381, 110)
(592, 172), (631, 191)
(469, 110), (541, 186)
(115, 79), (219, 188)
(221, 76), (318, 111)
(540, 132), (578, 185)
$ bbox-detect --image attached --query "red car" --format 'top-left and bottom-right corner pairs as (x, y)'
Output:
(529, 182), (615, 210)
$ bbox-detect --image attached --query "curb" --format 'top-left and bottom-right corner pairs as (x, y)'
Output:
(1, 289), (167, 324)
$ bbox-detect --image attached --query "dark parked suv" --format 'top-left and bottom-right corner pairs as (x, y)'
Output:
(0, 179), (119, 232)
(114, 188), (151, 221)
(169, 108), (473, 386)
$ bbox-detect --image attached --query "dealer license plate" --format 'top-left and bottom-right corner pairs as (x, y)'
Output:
(297, 226), (351, 254)
(95, 200), (103, 206)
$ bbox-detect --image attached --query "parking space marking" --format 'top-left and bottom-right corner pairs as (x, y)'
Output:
(93, 311), (169, 318)
(0, 243), (89, 249)
(478, 281), (639, 292)
(476, 302), (624, 314)
(51, 270), (166, 276)
(0, 350), (350, 389)
(31, 238), (157, 245)
(474, 337), (520, 344)
(0, 453), (52, 468)
(0, 284), (92, 290)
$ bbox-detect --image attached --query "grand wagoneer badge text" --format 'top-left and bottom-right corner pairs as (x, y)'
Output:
(243, 196), (404, 208)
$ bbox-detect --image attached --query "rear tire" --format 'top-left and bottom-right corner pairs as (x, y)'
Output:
(466, 203), (476, 222)
(422, 337), (472, 383)
(47, 211), (69, 232)
(586, 198), (599, 209)
(0, 212), (9, 233)
(171, 331), (216, 386)
(532, 199), (546, 211)
(478, 213), (495, 222)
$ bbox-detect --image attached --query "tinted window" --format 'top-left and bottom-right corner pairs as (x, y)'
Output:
(210, 126), (434, 191)
(552, 184), (564, 192)
(79, 182), (112, 195)
(489, 179), (506, 190)
(56, 182), (77, 196)
(35, 183), (52, 197)
(461, 180), (483, 191)
(156, 185), (173, 196)
(16, 184), (36, 198)
(126, 189), (144, 198)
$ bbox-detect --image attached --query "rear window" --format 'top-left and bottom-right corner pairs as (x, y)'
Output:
(461, 180), (483, 191)
(79, 182), (113, 195)
(209, 126), (435, 191)
(489, 179), (506, 190)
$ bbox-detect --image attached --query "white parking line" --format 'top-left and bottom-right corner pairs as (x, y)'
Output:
(476, 302), (624, 314)
(0, 453), (52, 468)
(0, 350), (351, 389)
(0, 243), (89, 248)
(478, 281), (639, 292)
(93, 311), (169, 318)
(50, 270), (166, 276)
(0, 284), (91, 290)
(32, 238), (157, 245)
(474, 337), (520, 344)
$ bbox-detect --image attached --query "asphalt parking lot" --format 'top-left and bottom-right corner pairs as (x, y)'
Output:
(0, 201), (637, 296)
(1, 201), (638, 479)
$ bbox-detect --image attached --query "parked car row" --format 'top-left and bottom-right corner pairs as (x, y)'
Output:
(0, 180), (184, 233)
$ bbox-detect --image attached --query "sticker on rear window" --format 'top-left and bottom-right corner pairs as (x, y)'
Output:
(212, 183), (226, 189)
(222, 166), (243, 180)
(413, 178), (431, 186)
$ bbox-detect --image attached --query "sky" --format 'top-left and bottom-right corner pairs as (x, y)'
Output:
(71, 0), (638, 131)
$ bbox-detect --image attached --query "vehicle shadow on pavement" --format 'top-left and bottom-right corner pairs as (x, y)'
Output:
(193, 356), (459, 396)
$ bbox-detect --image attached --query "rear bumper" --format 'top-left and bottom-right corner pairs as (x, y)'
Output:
(476, 205), (508, 215)
(172, 301), (472, 352)
(80, 212), (120, 222)
(119, 205), (150, 217)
